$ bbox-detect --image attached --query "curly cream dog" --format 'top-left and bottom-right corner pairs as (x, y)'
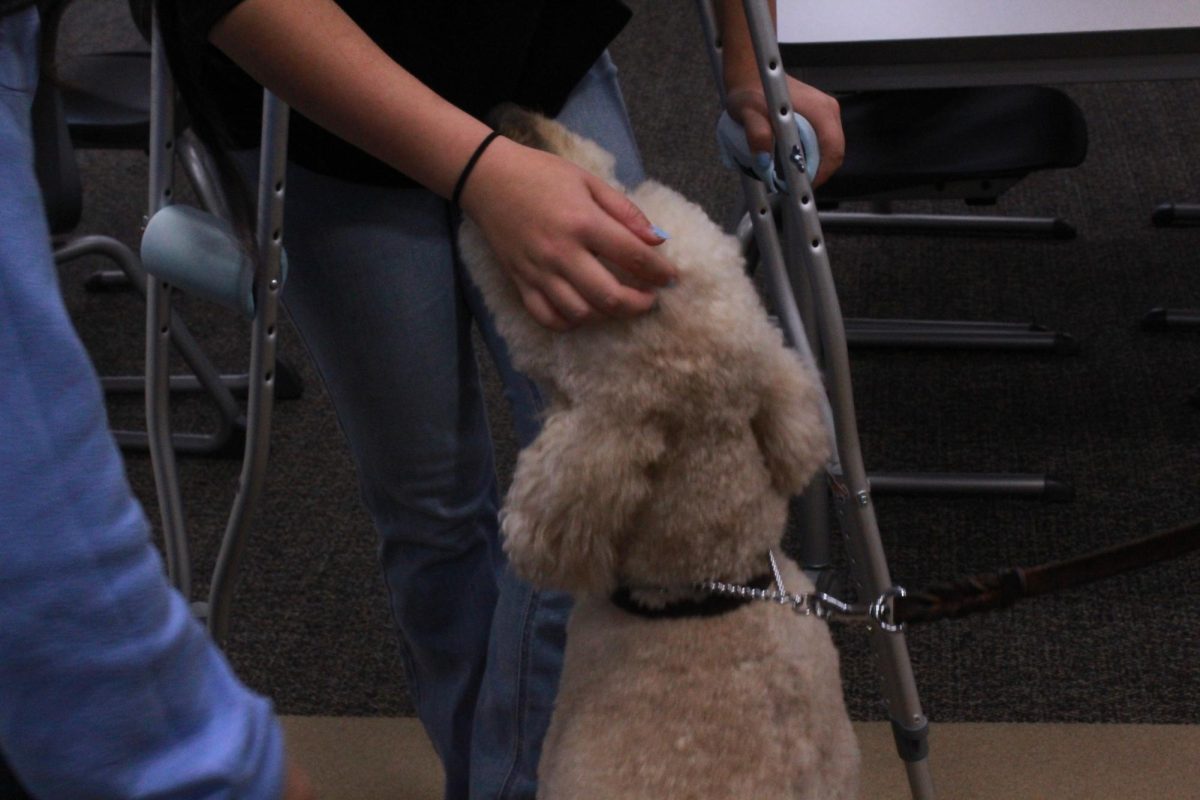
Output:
(458, 106), (859, 799)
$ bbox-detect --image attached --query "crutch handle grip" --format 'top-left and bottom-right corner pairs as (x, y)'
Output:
(716, 110), (820, 193)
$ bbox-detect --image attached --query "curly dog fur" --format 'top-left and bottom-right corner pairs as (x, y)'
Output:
(458, 105), (860, 799)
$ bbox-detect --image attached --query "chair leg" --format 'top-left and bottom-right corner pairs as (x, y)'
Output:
(741, 201), (1080, 354)
(845, 317), (1079, 353)
(101, 358), (304, 401)
(820, 209), (1076, 239)
(55, 234), (249, 457)
(1151, 203), (1200, 227)
(867, 472), (1074, 501)
(1142, 307), (1200, 331)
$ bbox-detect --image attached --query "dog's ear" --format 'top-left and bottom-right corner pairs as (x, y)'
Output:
(751, 345), (831, 494)
(486, 103), (621, 185)
(502, 408), (664, 593)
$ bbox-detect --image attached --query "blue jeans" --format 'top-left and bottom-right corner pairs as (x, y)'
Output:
(247, 54), (645, 799)
(0, 8), (282, 798)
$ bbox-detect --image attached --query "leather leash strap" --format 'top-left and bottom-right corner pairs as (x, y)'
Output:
(892, 518), (1200, 626)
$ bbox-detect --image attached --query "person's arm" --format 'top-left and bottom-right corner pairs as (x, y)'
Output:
(715, 0), (845, 187)
(208, 0), (678, 331)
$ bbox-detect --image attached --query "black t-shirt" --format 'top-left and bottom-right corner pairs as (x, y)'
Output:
(1, 0), (35, 19)
(181, 0), (631, 184)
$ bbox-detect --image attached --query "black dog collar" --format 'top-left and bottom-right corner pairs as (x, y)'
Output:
(610, 573), (775, 619)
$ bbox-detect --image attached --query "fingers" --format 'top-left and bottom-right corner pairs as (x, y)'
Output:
(788, 80), (845, 187)
(589, 178), (669, 247)
(464, 143), (675, 331)
(518, 283), (573, 332)
(727, 81), (845, 188)
(586, 178), (678, 288)
(509, 244), (660, 330)
(726, 87), (774, 156)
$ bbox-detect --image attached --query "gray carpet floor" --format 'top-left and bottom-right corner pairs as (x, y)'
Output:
(55, 0), (1200, 723)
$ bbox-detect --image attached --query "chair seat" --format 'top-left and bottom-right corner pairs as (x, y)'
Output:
(58, 50), (152, 149)
(821, 85), (1088, 200)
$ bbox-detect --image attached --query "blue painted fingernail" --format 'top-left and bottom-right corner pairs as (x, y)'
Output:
(651, 224), (671, 240)
(750, 152), (772, 185)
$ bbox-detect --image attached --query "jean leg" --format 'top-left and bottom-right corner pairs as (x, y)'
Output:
(264, 162), (503, 800)
(464, 51), (647, 800)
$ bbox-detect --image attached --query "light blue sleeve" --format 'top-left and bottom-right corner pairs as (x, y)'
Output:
(1, 11), (286, 791)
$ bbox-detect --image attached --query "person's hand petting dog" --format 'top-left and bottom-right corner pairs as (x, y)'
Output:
(457, 0), (845, 332)
(458, 138), (679, 332)
(459, 62), (843, 332)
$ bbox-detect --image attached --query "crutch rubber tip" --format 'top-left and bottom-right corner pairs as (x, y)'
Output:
(1052, 333), (1080, 355)
(1140, 307), (1170, 331)
(1050, 219), (1077, 240)
(1151, 203), (1177, 227)
(1042, 477), (1074, 503)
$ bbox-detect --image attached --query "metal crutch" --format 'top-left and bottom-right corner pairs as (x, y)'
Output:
(695, 2), (935, 796)
(143, 7), (289, 646)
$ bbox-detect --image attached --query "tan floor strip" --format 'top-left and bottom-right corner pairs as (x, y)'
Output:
(282, 716), (1200, 799)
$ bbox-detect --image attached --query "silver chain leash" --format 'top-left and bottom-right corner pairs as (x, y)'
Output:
(700, 550), (907, 632)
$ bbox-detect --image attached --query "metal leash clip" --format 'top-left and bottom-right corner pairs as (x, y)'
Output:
(769, 551), (907, 632)
(806, 587), (907, 633)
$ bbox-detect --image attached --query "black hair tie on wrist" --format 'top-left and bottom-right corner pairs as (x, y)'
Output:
(452, 131), (502, 208)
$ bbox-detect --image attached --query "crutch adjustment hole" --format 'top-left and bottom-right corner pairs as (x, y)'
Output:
(274, 180), (283, 194)
(159, 325), (168, 335)
(810, 238), (821, 249)
(778, 105), (789, 117)
(267, 325), (275, 337)
(768, 59), (778, 71)
(758, 207), (768, 216)
(161, 281), (170, 290)
(264, 370), (273, 383)
(271, 229), (281, 243)
(164, 187), (172, 198)
(801, 194), (811, 205)
(164, 139), (173, 151)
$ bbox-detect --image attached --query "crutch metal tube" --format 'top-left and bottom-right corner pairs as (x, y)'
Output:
(207, 90), (290, 646)
(145, 11), (191, 598)
(740, 174), (834, 569)
(737, 2), (935, 796)
(698, 0), (832, 571)
(697, 0), (819, 348)
(177, 129), (235, 223)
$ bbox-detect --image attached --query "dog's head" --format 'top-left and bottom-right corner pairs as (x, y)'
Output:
(488, 103), (621, 187)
